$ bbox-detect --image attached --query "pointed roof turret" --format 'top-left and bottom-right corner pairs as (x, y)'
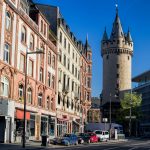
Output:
(85, 34), (92, 52)
(110, 5), (124, 40)
(102, 27), (108, 41)
(126, 28), (132, 42)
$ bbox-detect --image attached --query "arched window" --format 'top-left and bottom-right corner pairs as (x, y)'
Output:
(19, 84), (24, 101)
(27, 88), (32, 104)
(51, 98), (53, 110)
(1, 76), (9, 97)
(3, 43), (10, 64)
(21, 26), (26, 43)
(48, 52), (51, 65)
(6, 11), (11, 31)
(47, 96), (50, 109)
(30, 34), (34, 50)
(38, 93), (42, 107)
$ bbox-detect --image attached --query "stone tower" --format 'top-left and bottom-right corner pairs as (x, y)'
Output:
(101, 8), (133, 107)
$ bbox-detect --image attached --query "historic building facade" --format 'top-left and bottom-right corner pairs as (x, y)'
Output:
(36, 4), (92, 136)
(0, 0), (57, 142)
(101, 8), (133, 121)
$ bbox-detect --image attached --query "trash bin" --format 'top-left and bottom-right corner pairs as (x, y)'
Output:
(41, 135), (48, 146)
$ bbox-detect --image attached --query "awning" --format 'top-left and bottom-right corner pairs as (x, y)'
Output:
(16, 109), (30, 120)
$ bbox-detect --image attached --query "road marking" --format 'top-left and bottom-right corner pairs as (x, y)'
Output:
(128, 147), (138, 150)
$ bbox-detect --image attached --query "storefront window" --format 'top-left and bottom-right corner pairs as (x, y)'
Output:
(30, 114), (35, 136)
(49, 116), (55, 136)
(41, 116), (48, 135)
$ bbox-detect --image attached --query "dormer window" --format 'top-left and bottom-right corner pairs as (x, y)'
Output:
(21, 26), (26, 43)
(6, 12), (12, 31)
(20, 0), (29, 14)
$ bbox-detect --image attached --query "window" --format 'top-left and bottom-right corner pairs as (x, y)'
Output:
(88, 66), (91, 73)
(38, 93), (42, 107)
(27, 88), (32, 104)
(72, 64), (74, 74)
(64, 55), (66, 66)
(52, 55), (55, 68)
(72, 50), (74, 59)
(106, 55), (109, 60)
(47, 96), (50, 109)
(128, 56), (130, 60)
(67, 77), (70, 88)
(58, 95), (61, 105)
(6, 11), (11, 31)
(44, 24), (46, 35)
(52, 76), (55, 89)
(58, 70), (62, 82)
(116, 74), (119, 78)
(41, 20), (43, 33)
(19, 84), (24, 100)
(67, 59), (70, 70)
(3, 43), (10, 64)
(116, 64), (119, 69)
(51, 98), (53, 110)
(58, 49), (62, 62)
(1, 76), (9, 97)
(48, 52), (51, 65)
(48, 72), (51, 87)
(28, 59), (33, 77)
(72, 81), (74, 91)
(63, 97), (65, 106)
(39, 67), (43, 82)
(20, 54), (25, 72)
(75, 68), (77, 78)
(67, 98), (69, 108)
(21, 26), (26, 43)
(71, 101), (74, 110)
(68, 43), (70, 54)
(87, 78), (91, 88)
(64, 38), (66, 49)
(88, 54), (91, 60)
(59, 31), (62, 43)
(30, 34), (34, 50)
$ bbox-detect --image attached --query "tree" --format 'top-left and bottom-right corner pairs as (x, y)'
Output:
(121, 92), (142, 110)
(116, 92), (142, 136)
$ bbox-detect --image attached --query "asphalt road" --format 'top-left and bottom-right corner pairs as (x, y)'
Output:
(1, 139), (150, 150)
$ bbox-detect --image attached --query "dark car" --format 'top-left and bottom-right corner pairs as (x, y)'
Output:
(77, 133), (90, 144)
(53, 134), (78, 146)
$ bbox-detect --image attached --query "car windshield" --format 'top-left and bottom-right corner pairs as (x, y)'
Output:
(64, 134), (71, 137)
(95, 131), (102, 134)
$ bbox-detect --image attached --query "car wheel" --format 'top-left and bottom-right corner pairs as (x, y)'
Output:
(75, 141), (78, 145)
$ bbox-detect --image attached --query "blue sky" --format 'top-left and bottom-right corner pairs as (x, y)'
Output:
(34, 0), (150, 97)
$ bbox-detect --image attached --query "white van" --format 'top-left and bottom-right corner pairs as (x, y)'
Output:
(94, 130), (109, 142)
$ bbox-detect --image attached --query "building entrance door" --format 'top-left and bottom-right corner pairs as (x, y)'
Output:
(0, 116), (5, 143)
(6, 117), (11, 143)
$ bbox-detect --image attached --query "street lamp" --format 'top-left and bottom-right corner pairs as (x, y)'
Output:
(22, 48), (44, 148)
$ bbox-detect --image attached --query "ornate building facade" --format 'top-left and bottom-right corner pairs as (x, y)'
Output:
(0, 0), (57, 142)
(101, 8), (133, 121)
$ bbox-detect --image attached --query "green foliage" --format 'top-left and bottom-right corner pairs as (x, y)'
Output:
(121, 92), (142, 110)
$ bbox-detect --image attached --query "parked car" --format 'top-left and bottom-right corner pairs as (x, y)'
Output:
(77, 133), (91, 144)
(53, 134), (78, 146)
(86, 132), (98, 143)
(94, 130), (109, 142)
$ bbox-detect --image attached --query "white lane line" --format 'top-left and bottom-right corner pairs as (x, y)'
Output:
(128, 147), (138, 150)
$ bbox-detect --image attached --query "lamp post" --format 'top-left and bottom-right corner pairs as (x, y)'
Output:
(109, 93), (111, 140)
(22, 48), (44, 148)
(129, 89), (132, 137)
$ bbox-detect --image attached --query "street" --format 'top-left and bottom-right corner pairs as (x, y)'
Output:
(1, 139), (150, 150)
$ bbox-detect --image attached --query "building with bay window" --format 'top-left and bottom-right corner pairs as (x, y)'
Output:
(0, 0), (57, 143)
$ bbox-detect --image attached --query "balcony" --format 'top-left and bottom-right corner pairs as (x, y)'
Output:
(19, 8), (38, 31)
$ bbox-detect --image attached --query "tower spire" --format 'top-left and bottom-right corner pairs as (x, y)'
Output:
(126, 28), (132, 42)
(102, 27), (108, 41)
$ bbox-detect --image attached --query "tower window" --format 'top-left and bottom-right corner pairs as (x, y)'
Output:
(117, 40), (120, 44)
(116, 74), (119, 78)
(106, 55), (109, 59)
(128, 56), (130, 60)
(116, 64), (119, 69)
